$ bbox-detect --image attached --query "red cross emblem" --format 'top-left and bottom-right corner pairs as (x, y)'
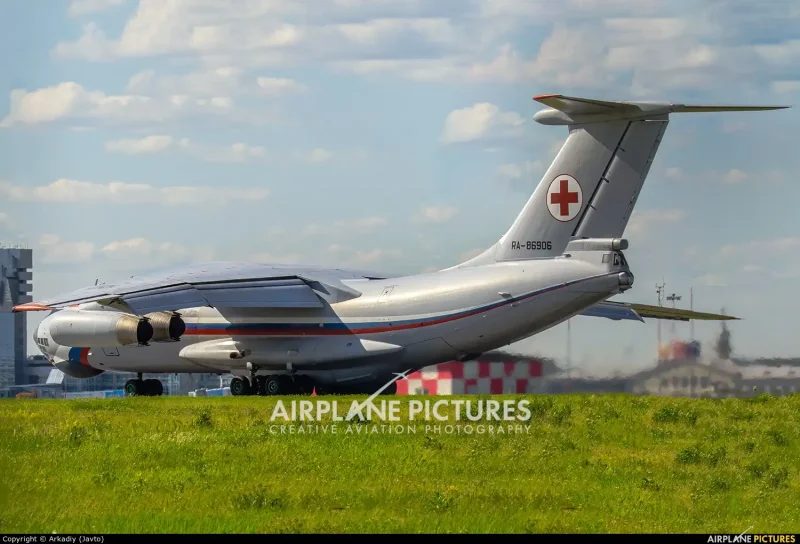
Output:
(546, 174), (582, 221)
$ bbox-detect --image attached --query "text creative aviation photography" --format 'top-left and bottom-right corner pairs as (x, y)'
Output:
(14, 94), (783, 399)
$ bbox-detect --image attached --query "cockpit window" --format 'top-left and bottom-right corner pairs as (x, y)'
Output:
(602, 254), (610, 264)
(613, 253), (621, 266)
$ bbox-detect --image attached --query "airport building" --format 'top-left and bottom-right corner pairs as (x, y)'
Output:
(0, 247), (33, 388)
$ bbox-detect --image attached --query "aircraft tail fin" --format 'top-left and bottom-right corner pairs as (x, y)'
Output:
(448, 94), (789, 269)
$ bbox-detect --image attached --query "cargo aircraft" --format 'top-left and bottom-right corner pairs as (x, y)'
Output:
(15, 94), (788, 396)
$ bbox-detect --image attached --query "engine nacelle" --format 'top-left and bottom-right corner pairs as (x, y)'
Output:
(49, 309), (153, 347)
(145, 312), (186, 342)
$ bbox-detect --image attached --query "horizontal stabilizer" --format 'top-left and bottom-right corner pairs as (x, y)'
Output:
(671, 105), (791, 113)
(582, 301), (739, 322)
(532, 93), (790, 125)
(629, 303), (740, 322)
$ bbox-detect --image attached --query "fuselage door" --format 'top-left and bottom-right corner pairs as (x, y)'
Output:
(102, 347), (120, 357)
(377, 286), (395, 303)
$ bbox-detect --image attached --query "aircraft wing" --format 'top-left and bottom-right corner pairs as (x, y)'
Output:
(12, 261), (394, 314)
(581, 300), (740, 322)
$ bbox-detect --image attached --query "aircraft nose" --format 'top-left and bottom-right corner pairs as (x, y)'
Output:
(32, 321), (45, 353)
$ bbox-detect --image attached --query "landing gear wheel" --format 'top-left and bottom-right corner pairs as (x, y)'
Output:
(230, 377), (248, 396)
(124, 379), (163, 396)
(148, 379), (163, 396)
(261, 375), (283, 395)
(124, 379), (139, 396)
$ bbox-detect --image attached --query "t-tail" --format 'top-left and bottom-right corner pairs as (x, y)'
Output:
(448, 94), (789, 269)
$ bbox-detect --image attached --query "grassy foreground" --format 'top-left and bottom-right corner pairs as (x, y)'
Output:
(0, 393), (798, 534)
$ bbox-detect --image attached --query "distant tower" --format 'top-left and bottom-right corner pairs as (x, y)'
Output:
(666, 292), (682, 338)
(655, 280), (666, 354)
(0, 246), (33, 386)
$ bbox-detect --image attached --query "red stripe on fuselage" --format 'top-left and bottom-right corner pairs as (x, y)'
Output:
(184, 273), (614, 337)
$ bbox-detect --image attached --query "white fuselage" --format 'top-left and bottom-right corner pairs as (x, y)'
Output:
(35, 250), (632, 387)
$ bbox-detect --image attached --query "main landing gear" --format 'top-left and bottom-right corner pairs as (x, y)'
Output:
(124, 373), (164, 396)
(230, 374), (316, 396)
(228, 375), (398, 396)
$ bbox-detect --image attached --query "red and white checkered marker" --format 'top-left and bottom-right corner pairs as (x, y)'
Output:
(396, 360), (543, 395)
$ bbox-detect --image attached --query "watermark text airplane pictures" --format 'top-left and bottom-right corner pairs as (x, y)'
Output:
(266, 369), (534, 436)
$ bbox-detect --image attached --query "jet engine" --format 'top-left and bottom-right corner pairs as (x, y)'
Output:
(49, 309), (154, 348)
(145, 311), (186, 342)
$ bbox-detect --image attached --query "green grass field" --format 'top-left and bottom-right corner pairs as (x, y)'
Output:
(0, 393), (798, 534)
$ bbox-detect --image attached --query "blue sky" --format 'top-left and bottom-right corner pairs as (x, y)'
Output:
(1, 0), (799, 375)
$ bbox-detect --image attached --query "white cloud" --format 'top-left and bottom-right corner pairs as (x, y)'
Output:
(625, 209), (685, 236)
(496, 161), (541, 180)
(37, 234), (95, 265)
(662, 167), (784, 185)
(126, 67), (244, 97)
(0, 82), (233, 128)
(440, 103), (524, 144)
(35, 234), (215, 269)
(772, 80), (800, 94)
(694, 273), (727, 287)
(722, 168), (747, 184)
(101, 238), (215, 264)
(0, 212), (8, 226)
(413, 205), (459, 224)
(325, 244), (402, 267)
(721, 121), (747, 133)
(68, 0), (125, 16)
(664, 167), (685, 181)
(332, 216), (388, 231)
(718, 237), (800, 259)
(49, 0), (800, 98)
(105, 135), (174, 154)
(176, 139), (268, 163)
(0, 179), (269, 206)
(103, 135), (364, 165)
(250, 251), (303, 264)
(107, 134), (268, 162)
(459, 248), (484, 262)
(256, 77), (308, 96)
(295, 148), (335, 163)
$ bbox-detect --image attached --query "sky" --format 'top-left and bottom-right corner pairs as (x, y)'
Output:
(1, 0), (799, 377)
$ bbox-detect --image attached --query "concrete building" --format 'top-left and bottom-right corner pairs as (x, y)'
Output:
(627, 358), (800, 398)
(0, 246), (33, 388)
